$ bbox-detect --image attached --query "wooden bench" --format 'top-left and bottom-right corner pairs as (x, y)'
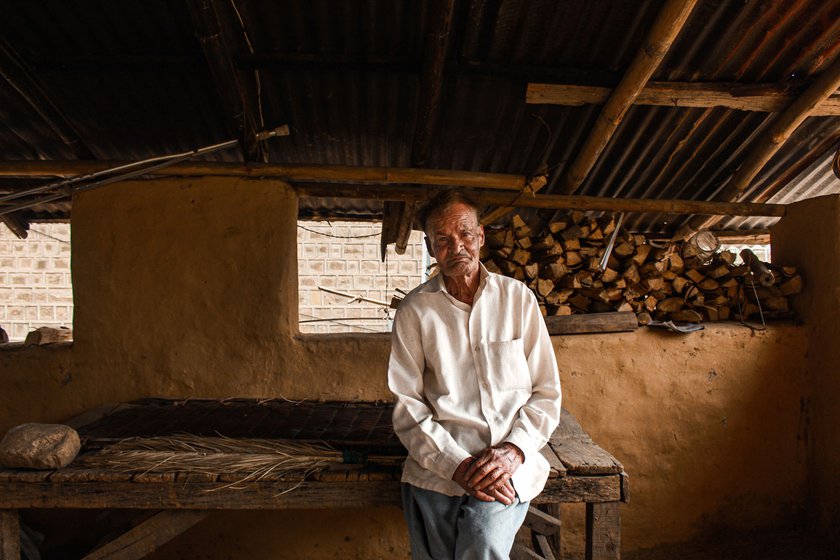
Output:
(0, 399), (627, 559)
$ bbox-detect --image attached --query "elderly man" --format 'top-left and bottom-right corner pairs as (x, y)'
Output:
(388, 190), (562, 559)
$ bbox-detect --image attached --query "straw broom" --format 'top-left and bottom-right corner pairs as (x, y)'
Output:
(83, 435), (345, 488)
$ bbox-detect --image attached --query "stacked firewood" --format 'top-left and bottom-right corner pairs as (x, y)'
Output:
(481, 212), (802, 324)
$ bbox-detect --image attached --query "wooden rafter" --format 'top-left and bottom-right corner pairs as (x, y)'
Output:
(672, 57), (840, 240)
(0, 38), (96, 160)
(557, 0), (698, 195)
(386, 0), (456, 256)
(185, 0), (267, 162)
(526, 81), (840, 116)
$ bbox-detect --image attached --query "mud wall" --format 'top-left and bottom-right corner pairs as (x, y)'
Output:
(772, 194), (840, 544)
(0, 177), (813, 557)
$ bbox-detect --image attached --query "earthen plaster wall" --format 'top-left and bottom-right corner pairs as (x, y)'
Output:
(0, 177), (815, 557)
(772, 195), (840, 543)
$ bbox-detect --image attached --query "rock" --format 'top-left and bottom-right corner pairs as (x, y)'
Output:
(0, 423), (81, 469)
(24, 326), (72, 345)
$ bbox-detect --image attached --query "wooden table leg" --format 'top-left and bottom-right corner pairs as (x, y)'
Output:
(0, 509), (20, 560)
(585, 502), (620, 560)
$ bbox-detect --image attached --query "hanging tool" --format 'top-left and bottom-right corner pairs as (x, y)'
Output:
(598, 212), (625, 271)
(0, 125), (289, 217)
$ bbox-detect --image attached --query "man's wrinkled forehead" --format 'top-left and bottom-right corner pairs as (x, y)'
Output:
(425, 202), (480, 235)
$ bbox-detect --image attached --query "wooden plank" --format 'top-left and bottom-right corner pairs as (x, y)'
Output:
(0, 480), (405, 509)
(585, 502), (620, 560)
(511, 543), (543, 560)
(525, 506), (561, 536)
(81, 510), (208, 560)
(0, 510), (19, 560)
(537, 503), (562, 557)
(0, 473), (618, 509)
(50, 465), (134, 483)
(526, 81), (840, 116)
(540, 445), (567, 478)
(535, 475), (622, 504)
(544, 312), (637, 335)
(533, 533), (557, 560)
(550, 410), (624, 475)
(548, 440), (623, 476)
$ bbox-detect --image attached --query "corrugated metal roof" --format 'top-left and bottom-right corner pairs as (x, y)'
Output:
(0, 0), (838, 236)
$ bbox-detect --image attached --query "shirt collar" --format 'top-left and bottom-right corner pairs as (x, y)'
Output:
(418, 262), (489, 295)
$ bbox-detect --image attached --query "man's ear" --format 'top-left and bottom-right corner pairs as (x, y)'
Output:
(477, 224), (485, 248)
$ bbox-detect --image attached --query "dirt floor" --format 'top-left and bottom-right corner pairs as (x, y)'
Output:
(621, 528), (838, 560)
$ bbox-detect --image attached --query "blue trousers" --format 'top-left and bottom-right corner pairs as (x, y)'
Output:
(401, 483), (529, 560)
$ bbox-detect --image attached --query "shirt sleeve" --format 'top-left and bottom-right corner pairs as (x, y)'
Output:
(387, 301), (472, 481)
(503, 286), (562, 463)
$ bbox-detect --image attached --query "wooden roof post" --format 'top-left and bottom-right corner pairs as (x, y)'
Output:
(557, 0), (698, 195)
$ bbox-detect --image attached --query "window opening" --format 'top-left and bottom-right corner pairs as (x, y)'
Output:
(0, 223), (73, 342)
(297, 220), (426, 334)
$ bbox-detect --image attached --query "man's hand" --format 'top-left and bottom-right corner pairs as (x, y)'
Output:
(463, 443), (524, 504)
(453, 456), (517, 504)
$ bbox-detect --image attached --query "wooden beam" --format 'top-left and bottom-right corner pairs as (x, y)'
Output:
(185, 0), (267, 162)
(82, 510), (207, 560)
(672, 57), (840, 240)
(389, 0), (456, 254)
(527, 81), (840, 115)
(0, 38), (96, 160)
(0, 162), (531, 190)
(558, 0), (698, 195)
(297, 183), (786, 218)
(0, 214), (29, 240)
(0, 476), (618, 508)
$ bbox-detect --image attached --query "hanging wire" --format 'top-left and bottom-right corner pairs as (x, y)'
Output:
(298, 225), (381, 239)
(27, 228), (70, 244)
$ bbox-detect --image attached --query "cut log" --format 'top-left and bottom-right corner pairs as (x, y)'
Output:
(779, 275), (802, 296)
(544, 312), (638, 335)
(657, 297), (684, 313)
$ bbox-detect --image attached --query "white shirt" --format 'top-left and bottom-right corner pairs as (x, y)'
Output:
(388, 264), (562, 502)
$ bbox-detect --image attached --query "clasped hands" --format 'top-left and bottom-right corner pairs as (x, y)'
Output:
(452, 442), (524, 505)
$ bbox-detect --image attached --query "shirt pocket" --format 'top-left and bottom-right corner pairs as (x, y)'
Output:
(483, 338), (532, 392)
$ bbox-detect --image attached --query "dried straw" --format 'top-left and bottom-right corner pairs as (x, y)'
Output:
(83, 434), (343, 488)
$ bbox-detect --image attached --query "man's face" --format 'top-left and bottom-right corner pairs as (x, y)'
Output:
(425, 202), (485, 279)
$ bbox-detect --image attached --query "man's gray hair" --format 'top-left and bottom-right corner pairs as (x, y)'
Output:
(417, 189), (481, 235)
